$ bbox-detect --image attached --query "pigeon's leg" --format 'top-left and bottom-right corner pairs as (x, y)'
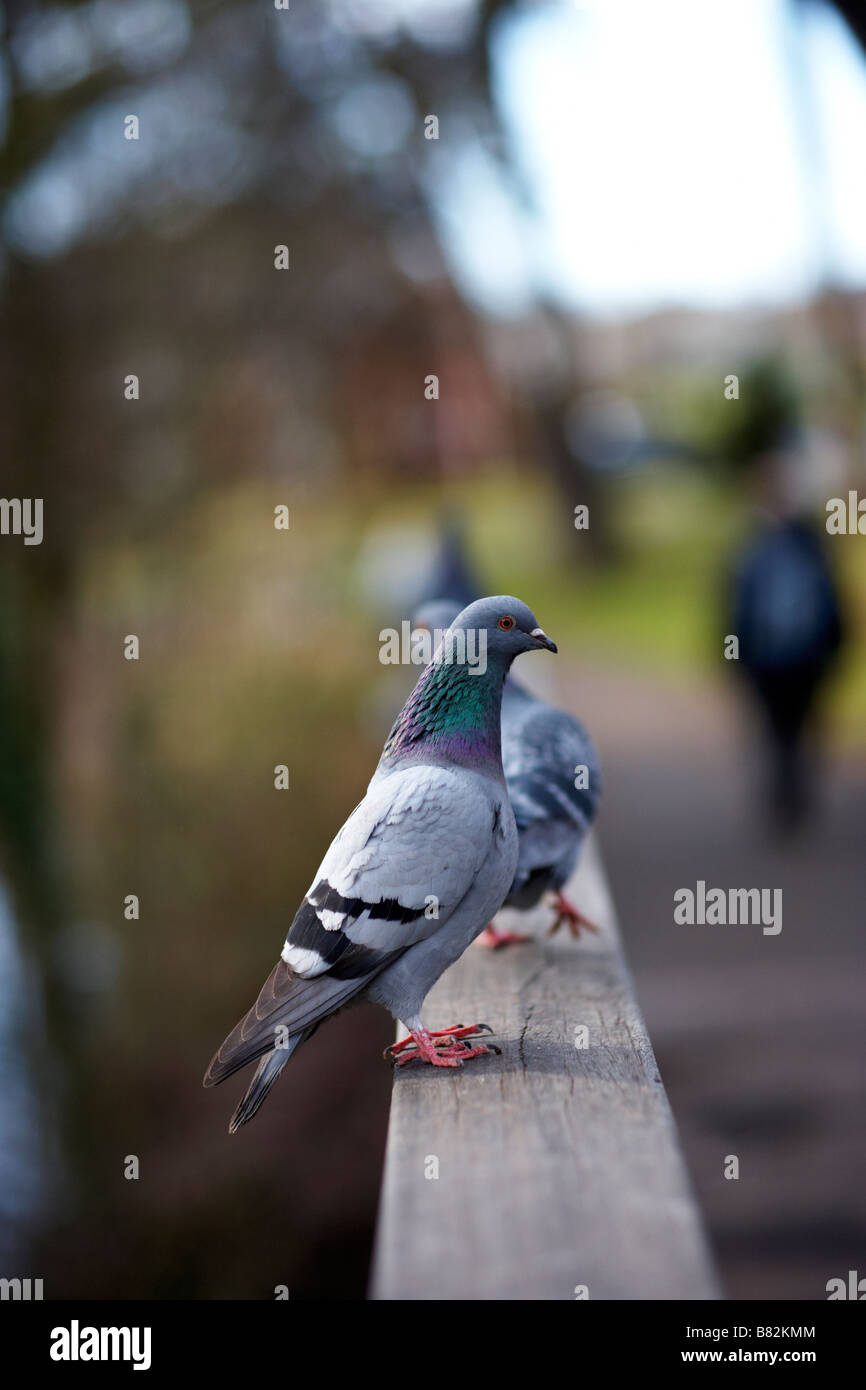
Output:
(477, 924), (532, 949)
(547, 891), (600, 939)
(385, 1021), (499, 1067)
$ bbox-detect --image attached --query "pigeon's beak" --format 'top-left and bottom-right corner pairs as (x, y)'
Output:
(530, 627), (558, 653)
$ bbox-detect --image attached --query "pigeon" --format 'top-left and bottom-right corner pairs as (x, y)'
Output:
(422, 512), (483, 610)
(413, 599), (601, 948)
(204, 596), (557, 1131)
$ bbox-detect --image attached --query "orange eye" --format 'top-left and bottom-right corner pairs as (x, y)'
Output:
(498, 615), (515, 630)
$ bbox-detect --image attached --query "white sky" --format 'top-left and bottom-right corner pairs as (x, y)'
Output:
(436, 0), (866, 319)
(6, 0), (866, 323)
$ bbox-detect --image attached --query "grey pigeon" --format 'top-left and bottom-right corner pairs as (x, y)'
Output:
(204, 596), (557, 1130)
(414, 600), (601, 947)
(422, 512), (483, 610)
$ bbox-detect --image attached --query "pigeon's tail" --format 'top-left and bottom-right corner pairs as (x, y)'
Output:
(227, 1032), (309, 1133)
(204, 961), (371, 1092)
(204, 954), (399, 1130)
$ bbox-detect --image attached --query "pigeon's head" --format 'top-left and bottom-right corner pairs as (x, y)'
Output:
(451, 595), (557, 660)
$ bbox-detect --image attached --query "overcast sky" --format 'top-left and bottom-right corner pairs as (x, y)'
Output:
(436, 0), (866, 319)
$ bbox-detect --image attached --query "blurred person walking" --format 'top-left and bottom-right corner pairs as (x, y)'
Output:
(729, 454), (845, 833)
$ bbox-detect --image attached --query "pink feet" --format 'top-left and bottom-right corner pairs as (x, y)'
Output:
(384, 1023), (500, 1068)
(548, 892), (599, 939)
(477, 924), (531, 949)
(476, 895), (599, 948)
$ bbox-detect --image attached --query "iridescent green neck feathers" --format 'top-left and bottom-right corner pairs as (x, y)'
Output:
(380, 650), (508, 775)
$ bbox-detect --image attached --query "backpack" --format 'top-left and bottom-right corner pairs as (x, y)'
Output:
(734, 524), (841, 671)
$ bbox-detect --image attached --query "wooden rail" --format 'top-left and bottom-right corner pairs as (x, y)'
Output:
(370, 835), (721, 1300)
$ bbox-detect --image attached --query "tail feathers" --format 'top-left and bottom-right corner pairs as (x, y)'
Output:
(205, 951), (402, 1130)
(203, 961), (372, 1089)
(228, 1031), (309, 1133)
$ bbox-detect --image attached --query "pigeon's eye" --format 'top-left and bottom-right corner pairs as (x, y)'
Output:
(498, 615), (516, 630)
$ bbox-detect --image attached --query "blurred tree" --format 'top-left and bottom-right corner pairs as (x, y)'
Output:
(716, 358), (801, 474)
(0, 0), (535, 1246)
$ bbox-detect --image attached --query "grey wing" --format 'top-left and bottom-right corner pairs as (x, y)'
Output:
(503, 704), (601, 896)
(286, 763), (496, 968)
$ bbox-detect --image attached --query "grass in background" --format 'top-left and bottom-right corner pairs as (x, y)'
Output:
(360, 463), (865, 750)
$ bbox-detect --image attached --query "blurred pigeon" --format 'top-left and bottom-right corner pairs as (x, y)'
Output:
(421, 512), (483, 610)
(414, 600), (601, 947)
(204, 596), (557, 1130)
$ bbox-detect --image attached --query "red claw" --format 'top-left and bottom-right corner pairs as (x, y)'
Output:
(548, 892), (599, 939)
(477, 924), (532, 949)
(384, 1023), (498, 1067)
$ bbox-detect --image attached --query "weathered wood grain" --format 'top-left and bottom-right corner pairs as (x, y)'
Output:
(370, 835), (721, 1300)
